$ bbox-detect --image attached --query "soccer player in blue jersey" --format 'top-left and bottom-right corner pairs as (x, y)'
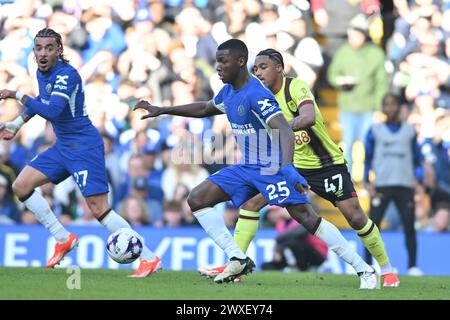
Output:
(0, 28), (161, 277)
(134, 39), (379, 287)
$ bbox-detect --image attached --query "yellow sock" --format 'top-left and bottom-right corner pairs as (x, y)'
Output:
(234, 209), (259, 253)
(357, 219), (390, 268)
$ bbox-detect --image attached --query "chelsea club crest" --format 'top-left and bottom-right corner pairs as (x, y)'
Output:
(238, 105), (245, 116)
(46, 83), (52, 93)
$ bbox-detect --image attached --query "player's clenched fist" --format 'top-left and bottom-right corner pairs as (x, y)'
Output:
(0, 89), (15, 100)
(279, 164), (310, 195)
(0, 121), (20, 140)
(133, 100), (163, 120)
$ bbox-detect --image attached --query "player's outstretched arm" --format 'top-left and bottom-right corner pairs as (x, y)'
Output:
(0, 89), (28, 105)
(0, 88), (55, 122)
(134, 99), (223, 120)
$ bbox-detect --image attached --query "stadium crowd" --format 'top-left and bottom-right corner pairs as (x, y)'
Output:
(0, 0), (449, 234)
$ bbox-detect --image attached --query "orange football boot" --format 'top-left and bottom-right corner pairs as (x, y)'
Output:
(46, 233), (79, 268)
(383, 273), (400, 287)
(128, 256), (162, 278)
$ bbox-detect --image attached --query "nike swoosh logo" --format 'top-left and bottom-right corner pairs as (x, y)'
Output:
(278, 197), (288, 204)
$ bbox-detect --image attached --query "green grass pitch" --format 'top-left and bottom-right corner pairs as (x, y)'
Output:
(1, 267), (449, 300)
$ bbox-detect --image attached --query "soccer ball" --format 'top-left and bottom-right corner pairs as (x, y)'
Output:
(106, 228), (143, 264)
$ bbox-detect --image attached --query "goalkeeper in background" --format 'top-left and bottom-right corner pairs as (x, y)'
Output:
(199, 48), (400, 287)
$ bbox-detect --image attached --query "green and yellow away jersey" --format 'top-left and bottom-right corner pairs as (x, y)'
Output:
(274, 77), (345, 169)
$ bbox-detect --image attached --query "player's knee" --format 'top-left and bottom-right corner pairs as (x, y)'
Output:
(347, 213), (367, 230)
(12, 179), (32, 198)
(339, 199), (367, 230)
(89, 206), (104, 218)
(287, 204), (317, 229)
(86, 200), (108, 217)
(299, 206), (324, 233)
(187, 188), (203, 212)
(347, 208), (367, 230)
(242, 197), (265, 212)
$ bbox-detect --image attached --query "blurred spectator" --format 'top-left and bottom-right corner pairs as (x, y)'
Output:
(400, 31), (448, 94)
(421, 110), (450, 232)
(261, 205), (328, 272)
(70, 198), (102, 226)
(364, 93), (423, 275)
(0, 142), (17, 196)
(261, 205), (285, 229)
(219, 0), (257, 37)
(47, 9), (84, 69)
(111, 0), (137, 25)
(118, 109), (150, 158)
(119, 195), (151, 227)
(146, 0), (166, 26)
(116, 153), (164, 226)
(29, 121), (56, 157)
(80, 4), (127, 62)
(0, 173), (20, 224)
(118, 24), (162, 88)
(175, 7), (217, 64)
(131, 175), (163, 225)
(116, 154), (147, 201)
(161, 160), (209, 201)
(311, 0), (380, 59)
(290, 37), (324, 89)
(40, 182), (72, 223)
(83, 76), (119, 136)
(1, 8), (45, 71)
(172, 183), (198, 226)
(243, 1), (323, 89)
(142, 142), (165, 203)
(163, 200), (184, 227)
(21, 208), (38, 225)
(80, 50), (121, 92)
(389, 0), (442, 69)
(0, 61), (29, 97)
(7, 130), (30, 173)
(388, 0), (434, 67)
(328, 13), (389, 172)
(102, 134), (122, 199)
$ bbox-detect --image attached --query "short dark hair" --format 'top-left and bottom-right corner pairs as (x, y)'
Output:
(382, 93), (400, 106)
(35, 28), (69, 64)
(256, 48), (285, 69)
(217, 39), (248, 63)
(164, 200), (182, 212)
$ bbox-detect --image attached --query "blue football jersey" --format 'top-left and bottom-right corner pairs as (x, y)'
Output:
(25, 59), (102, 152)
(213, 75), (283, 165)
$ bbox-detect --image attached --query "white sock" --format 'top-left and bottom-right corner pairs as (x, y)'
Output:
(194, 207), (246, 260)
(380, 262), (393, 275)
(24, 191), (69, 243)
(100, 210), (156, 261)
(315, 219), (372, 274)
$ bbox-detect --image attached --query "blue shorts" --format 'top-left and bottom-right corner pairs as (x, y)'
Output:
(28, 145), (109, 197)
(208, 164), (309, 208)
